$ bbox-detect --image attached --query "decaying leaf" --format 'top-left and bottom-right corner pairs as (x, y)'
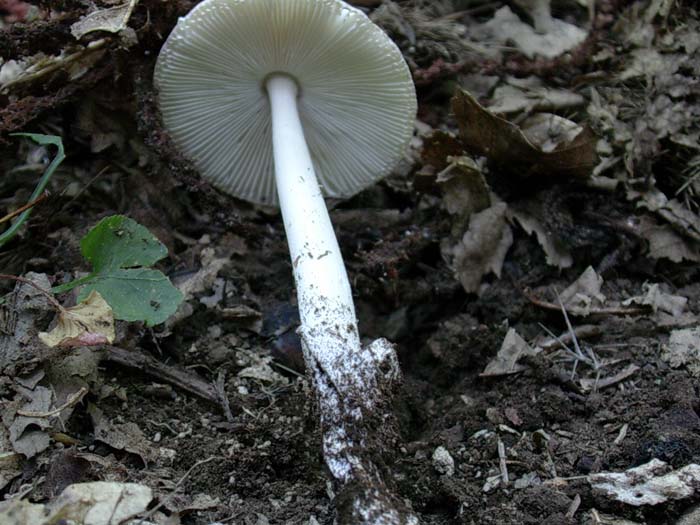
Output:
(589, 459), (700, 506)
(0, 273), (55, 373)
(662, 327), (700, 377)
(0, 481), (152, 525)
(521, 114), (585, 153)
(489, 78), (585, 115)
(175, 247), (229, 302)
(71, 0), (139, 40)
(0, 43), (107, 93)
(452, 89), (597, 180)
(508, 206), (573, 269)
(221, 305), (264, 334)
(475, 6), (587, 59)
(637, 216), (700, 263)
(39, 290), (115, 348)
(45, 347), (101, 425)
(559, 266), (606, 316)
(623, 283), (687, 317)
(236, 348), (288, 385)
(481, 329), (541, 376)
(631, 188), (700, 243)
(0, 426), (22, 491)
(421, 131), (464, 172)
(8, 385), (52, 458)
(437, 155), (491, 234)
(88, 404), (156, 465)
(443, 202), (513, 294)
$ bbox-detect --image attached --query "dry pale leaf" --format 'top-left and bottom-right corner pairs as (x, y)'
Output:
(661, 327), (700, 377)
(622, 283), (687, 316)
(490, 81), (584, 115)
(481, 328), (541, 376)
(477, 6), (587, 59)
(443, 202), (513, 294)
(39, 290), (115, 348)
(9, 385), (52, 458)
(88, 404), (156, 465)
(0, 481), (153, 525)
(70, 0), (139, 39)
(589, 459), (700, 505)
(559, 266), (606, 316)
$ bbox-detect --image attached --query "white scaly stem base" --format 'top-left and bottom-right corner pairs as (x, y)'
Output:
(266, 75), (418, 525)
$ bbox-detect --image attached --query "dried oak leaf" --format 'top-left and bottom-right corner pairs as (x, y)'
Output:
(442, 202), (513, 294)
(452, 89), (597, 180)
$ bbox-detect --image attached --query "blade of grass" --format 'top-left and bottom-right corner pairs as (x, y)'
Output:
(0, 133), (65, 248)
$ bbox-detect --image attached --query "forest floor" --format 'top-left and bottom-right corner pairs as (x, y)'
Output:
(1, 1), (700, 524)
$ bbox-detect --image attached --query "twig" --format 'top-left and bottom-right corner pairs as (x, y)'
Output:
(102, 346), (221, 406)
(0, 192), (49, 225)
(215, 370), (235, 422)
(579, 364), (639, 391)
(538, 325), (601, 352)
(18, 387), (88, 417)
(524, 289), (647, 316)
(135, 456), (221, 524)
(497, 439), (509, 486)
(0, 273), (63, 311)
(613, 423), (628, 445)
(566, 494), (581, 519)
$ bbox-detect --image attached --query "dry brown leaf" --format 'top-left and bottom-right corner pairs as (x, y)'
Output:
(452, 89), (597, 180)
(421, 131), (464, 172)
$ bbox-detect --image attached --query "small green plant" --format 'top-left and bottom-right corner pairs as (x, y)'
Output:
(2, 134), (182, 326)
(52, 216), (183, 327)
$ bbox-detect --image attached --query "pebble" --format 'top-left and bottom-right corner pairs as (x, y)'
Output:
(432, 446), (455, 476)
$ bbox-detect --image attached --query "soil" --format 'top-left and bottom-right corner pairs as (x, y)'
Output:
(1, 1), (700, 524)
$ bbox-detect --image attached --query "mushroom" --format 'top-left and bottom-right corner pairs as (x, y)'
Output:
(155, 1), (417, 522)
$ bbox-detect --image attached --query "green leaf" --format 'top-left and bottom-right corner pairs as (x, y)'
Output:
(76, 216), (183, 326)
(81, 215), (168, 271)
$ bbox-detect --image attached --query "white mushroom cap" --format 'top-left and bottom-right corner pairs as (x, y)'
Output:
(155, 0), (417, 206)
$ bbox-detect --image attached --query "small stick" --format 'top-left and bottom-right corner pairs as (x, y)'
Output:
(0, 273), (63, 311)
(524, 289), (647, 316)
(0, 192), (49, 225)
(18, 387), (88, 417)
(497, 439), (509, 485)
(135, 456), (221, 524)
(102, 346), (221, 406)
(215, 370), (235, 422)
(566, 494), (581, 519)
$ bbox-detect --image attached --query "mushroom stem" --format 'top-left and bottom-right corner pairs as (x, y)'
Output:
(266, 74), (361, 387)
(267, 74), (417, 524)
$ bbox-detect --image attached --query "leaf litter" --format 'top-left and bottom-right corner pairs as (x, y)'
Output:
(1, 1), (700, 524)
